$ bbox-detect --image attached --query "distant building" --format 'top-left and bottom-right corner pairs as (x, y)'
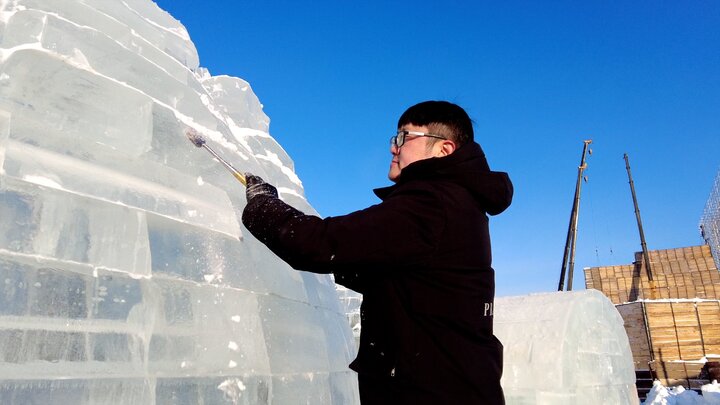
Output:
(701, 169), (720, 271)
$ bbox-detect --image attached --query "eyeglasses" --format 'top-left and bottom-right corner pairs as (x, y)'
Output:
(390, 130), (447, 148)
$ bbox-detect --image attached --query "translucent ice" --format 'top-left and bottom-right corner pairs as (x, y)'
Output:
(494, 289), (639, 405)
(0, 1), (358, 404)
(335, 284), (362, 349)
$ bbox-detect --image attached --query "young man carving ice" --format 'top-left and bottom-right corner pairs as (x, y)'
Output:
(242, 100), (513, 404)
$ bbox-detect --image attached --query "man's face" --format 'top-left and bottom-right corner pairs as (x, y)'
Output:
(388, 124), (442, 182)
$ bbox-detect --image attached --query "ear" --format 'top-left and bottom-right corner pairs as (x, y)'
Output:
(436, 140), (457, 157)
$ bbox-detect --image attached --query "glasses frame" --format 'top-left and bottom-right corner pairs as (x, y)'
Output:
(390, 130), (447, 148)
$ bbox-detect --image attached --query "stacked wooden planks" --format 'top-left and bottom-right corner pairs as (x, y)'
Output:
(618, 300), (720, 386)
(584, 245), (720, 304)
(585, 245), (720, 388)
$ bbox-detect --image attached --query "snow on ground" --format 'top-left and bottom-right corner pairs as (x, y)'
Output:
(643, 381), (720, 405)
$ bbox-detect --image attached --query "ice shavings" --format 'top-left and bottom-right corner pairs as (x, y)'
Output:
(35, 14), (48, 41)
(196, 95), (254, 161)
(121, 0), (191, 42)
(255, 149), (302, 186)
(21, 174), (63, 190)
(0, 42), (45, 62)
(278, 187), (305, 199)
(218, 378), (246, 405)
(194, 66), (212, 81)
(231, 126), (272, 139)
(226, 119), (260, 159)
(198, 92), (244, 144)
(70, 47), (91, 69)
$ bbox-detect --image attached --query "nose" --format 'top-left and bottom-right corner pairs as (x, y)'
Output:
(390, 143), (399, 155)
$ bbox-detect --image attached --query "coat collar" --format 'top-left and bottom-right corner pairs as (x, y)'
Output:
(374, 142), (487, 198)
(373, 142), (513, 215)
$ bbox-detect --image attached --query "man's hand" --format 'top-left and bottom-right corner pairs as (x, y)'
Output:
(242, 172), (299, 246)
(245, 173), (278, 201)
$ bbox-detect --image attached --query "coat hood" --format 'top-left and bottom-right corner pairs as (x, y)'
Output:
(374, 142), (513, 215)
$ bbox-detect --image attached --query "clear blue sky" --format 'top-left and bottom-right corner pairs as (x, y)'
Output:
(154, 0), (720, 297)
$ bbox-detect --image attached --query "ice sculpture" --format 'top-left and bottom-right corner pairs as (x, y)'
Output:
(0, 0), (358, 404)
(495, 289), (639, 405)
(334, 286), (362, 349)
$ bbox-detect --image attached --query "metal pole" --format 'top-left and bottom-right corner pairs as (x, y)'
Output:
(624, 153), (654, 283)
(558, 140), (592, 291)
(567, 175), (584, 290)
(558, 211), (576, 291)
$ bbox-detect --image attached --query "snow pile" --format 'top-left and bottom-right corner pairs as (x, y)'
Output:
(643, 381), (720, 405)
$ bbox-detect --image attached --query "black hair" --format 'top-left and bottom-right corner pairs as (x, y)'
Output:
(397, 100), (474, 147)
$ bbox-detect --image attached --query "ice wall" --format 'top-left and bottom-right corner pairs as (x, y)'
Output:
(334, 286), (361, 348)
(0, 1), (358, 404)
(495, 289), (639, 405)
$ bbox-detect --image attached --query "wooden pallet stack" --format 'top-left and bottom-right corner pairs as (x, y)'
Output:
(584, 245), (720, 391)
(616, 300), (720, 388)
(585, 245), (720, 303)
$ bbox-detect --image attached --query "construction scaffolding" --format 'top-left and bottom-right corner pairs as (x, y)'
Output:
(701, 168), (720, 270)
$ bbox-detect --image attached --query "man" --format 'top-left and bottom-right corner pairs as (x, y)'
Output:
(242, 100), (513, 404)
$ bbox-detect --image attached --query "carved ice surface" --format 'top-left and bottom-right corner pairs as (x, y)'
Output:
(334, 284), (362, 349)
(494, 289), (639, 405)
(0, 1), (358, 404)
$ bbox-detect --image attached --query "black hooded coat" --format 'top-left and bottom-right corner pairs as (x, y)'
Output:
(242, 142), (513, 404)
